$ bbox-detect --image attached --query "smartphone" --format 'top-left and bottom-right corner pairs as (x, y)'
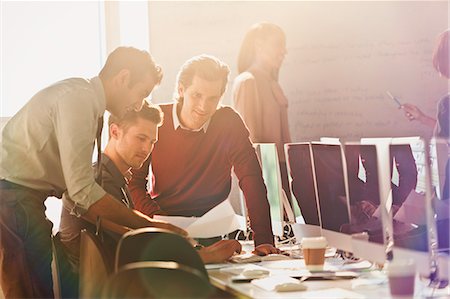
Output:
(386, 91), (403, 108)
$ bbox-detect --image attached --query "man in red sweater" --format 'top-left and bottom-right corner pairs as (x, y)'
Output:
(129, 55), (279, 254)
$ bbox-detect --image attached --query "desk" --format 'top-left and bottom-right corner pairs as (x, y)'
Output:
(207, 258), (446, 298)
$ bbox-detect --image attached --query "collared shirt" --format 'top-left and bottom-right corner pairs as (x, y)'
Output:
(95, 154), (133, 209)
(0, 77), (106, 212)
(172, 102), (211, 133)
(60, 153), (132, 244)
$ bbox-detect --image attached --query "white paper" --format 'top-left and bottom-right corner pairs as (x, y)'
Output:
(251, 275), (307, 292)
(154, 199), (241, 238)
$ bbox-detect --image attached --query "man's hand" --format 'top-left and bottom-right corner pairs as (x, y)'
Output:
(198, 240), (242, 264)
(253, 243), (280, 256)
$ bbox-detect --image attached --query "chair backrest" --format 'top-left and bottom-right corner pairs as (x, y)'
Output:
(102, 261), (213, 299)
(79, 230), (113, 298)
(115, 227), (208, 279)
(51, 232), (79, 299)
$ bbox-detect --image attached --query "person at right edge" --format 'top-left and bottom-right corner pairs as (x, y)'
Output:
(398, 29), (449, 250)
(232, 22), (292, 203)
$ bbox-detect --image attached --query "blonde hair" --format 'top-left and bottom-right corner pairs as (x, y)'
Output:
(174, 55), (230, 101)
(237, 22), (285, 80)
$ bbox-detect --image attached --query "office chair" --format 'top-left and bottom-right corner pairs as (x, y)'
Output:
(79, 229), (114, 298)
(114, 227), (208, 279)
(102, 261), (213, 299)
(51, 232), (79, 298)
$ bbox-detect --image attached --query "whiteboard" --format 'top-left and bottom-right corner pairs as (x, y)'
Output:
(147, 1), (448, 142)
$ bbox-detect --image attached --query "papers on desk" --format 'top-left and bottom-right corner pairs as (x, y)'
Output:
(251, 276), (307, 292)
(220, 263), (269, 276)
(154, 200), (242, 238)
(230, 252), (292, 263)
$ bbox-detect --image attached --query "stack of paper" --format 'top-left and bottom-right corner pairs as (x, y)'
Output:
(154, 199), (242, 238)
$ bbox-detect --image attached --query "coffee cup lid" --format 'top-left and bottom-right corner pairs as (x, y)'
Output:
(300, 236), (327, 248)
(386, 259), (416, 276)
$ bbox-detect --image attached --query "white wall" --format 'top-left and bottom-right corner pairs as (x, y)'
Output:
(147, 1), (448, 141)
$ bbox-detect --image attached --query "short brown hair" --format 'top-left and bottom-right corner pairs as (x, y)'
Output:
(108, 102), (163, 134)
(100, 47), (163, 87)
(432, 29), (449, 78)
(174, 55), (230, 101)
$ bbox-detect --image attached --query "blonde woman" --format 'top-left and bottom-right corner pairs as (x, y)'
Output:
(233, 22), (292, 198)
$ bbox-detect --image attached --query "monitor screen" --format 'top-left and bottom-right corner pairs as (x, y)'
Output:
(344, 142), (387, 263)
(254, 143), (285, 237)
(430, 138), (449, 201)
(310, 143), (352, 252)
(390, 139), (428, 252)
(285, 143), (320, 226)
(343, 144), (384, 244)
(430, 138), (449, 254)
(311, 143), (350, 233)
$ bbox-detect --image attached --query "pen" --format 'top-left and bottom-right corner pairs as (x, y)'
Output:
(386, 91), (403, 108)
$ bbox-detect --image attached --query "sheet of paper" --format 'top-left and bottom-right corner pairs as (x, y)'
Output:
(154, 199), (241, 238)
(153, 215), (197, 229)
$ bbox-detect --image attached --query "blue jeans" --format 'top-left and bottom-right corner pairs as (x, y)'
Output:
(0, 180), (54, 298)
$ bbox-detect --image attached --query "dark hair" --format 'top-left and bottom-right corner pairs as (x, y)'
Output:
(100, 47), (163, 87)
(109, 102), (163, 133)
(432, 29), (449, 78)
(237, 22), (285, 80)
(174, 55), (230, 101)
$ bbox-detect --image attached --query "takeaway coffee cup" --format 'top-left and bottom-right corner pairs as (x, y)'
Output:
(386, 259), (416, 297)
(301, 237), (327, 271)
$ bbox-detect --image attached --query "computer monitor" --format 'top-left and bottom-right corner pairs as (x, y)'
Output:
(254, 143), (285, 238)
(387, 137), (437, 276)
(343, 142), (387, 264)
(430, 138), (449, 201)
(344, 143), (382, 240)
(390, 138), (428, 252)
(310, 142), (352, 252)
(284, 143), (322, 238)
(430, 138), (449, 254)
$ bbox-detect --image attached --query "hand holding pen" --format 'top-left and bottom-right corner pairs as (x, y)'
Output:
(386, 91), (421, 121)
(386, 91), (437, 128)
(400, 103), (422, 121)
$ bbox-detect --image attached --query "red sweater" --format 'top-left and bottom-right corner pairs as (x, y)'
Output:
(129, 103), (274, 246)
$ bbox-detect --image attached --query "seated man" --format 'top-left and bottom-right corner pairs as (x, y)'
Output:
(59, 103), (241, 282)
(129, 55), (279, 254)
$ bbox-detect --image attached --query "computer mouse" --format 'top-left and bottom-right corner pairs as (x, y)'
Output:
(261, 253), (291, 261)
(242, 269), (270, 278)
(274, 282), (307, 292)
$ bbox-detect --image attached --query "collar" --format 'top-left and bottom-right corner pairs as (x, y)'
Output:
(90, 76), (107, 115)
(99, 153), (127, 187)
(172, 102), (210, 133)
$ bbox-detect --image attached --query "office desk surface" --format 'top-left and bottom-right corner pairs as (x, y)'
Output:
(207, 259), (441, 299)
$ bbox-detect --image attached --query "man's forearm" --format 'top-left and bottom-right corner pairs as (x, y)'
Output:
(83, 193), (188, 237)
(83, 193), (154, 229)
